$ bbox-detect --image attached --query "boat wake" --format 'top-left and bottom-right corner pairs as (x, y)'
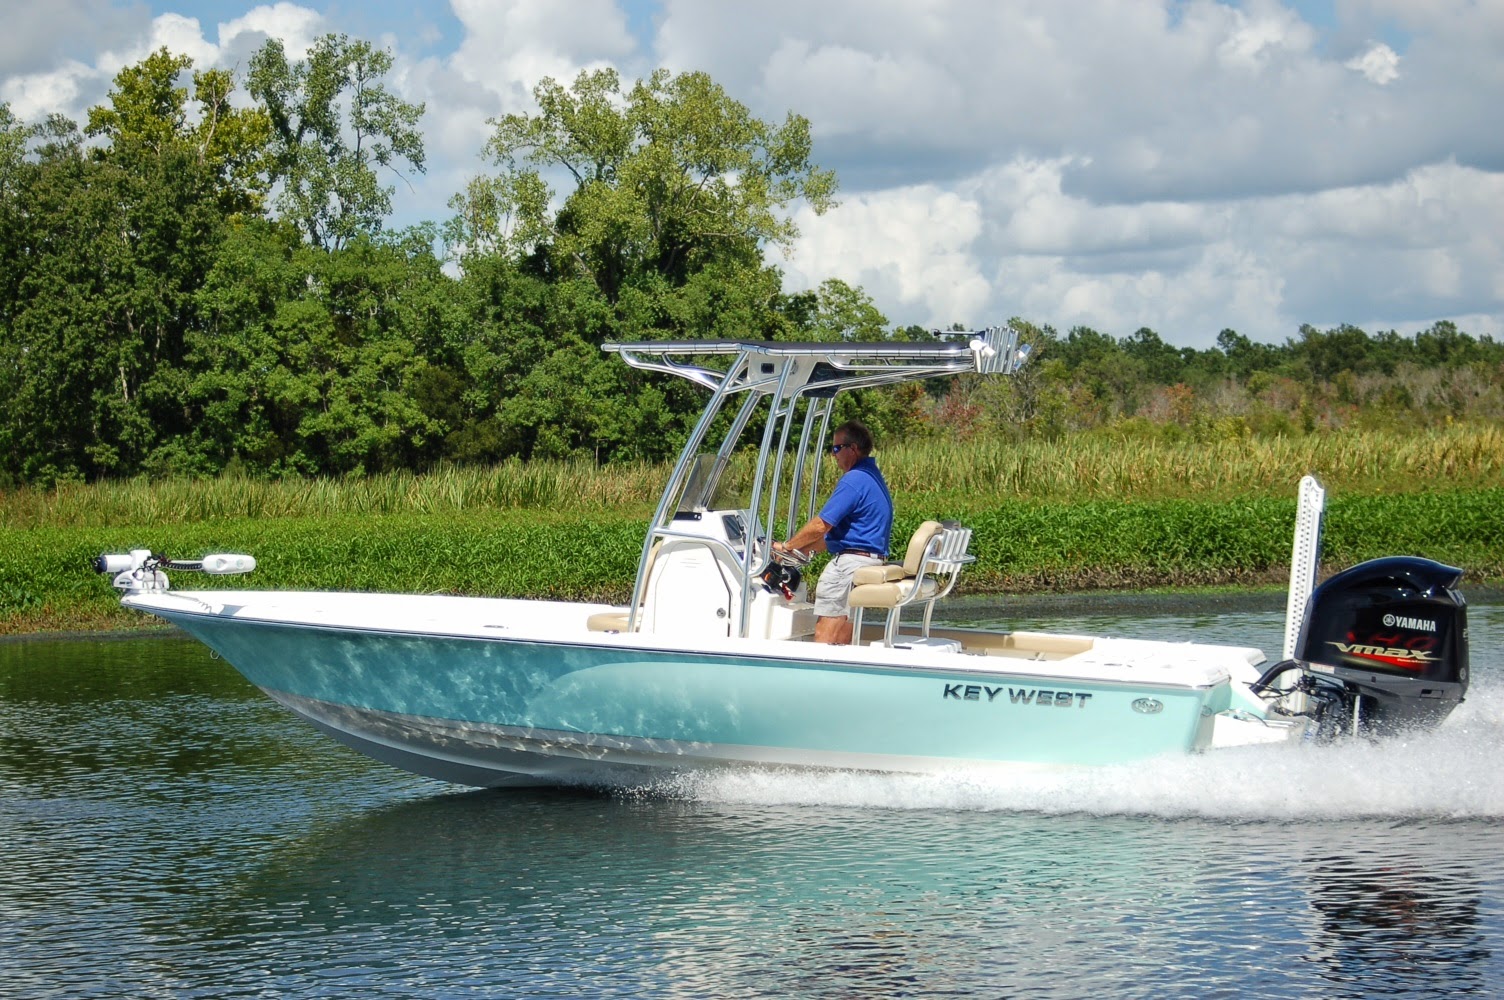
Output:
(637, 674), (1504, 821)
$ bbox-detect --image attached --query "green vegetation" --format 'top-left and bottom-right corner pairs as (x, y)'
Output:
(5, 424), (1501, 528)
(5, 428), (1500, 634)
(6, 489), (1498, 635)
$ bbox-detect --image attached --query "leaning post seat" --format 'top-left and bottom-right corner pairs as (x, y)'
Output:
(848, 520), (975, 647)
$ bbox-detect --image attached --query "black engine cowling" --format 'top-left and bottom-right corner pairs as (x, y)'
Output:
(1295, 556), (1469, 735)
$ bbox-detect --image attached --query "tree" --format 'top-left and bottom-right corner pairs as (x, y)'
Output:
(1, 50), (271, 483)
(804, 279), (886, 342)
(443, 171), (550, 261)
(2, 119), (149, 479)
(1119, 327), (1185, 384)
(1215, 328), (1279, 381)
(84, 47), (271, 217)
(191, 223), (462, 476)
(0, 103), (35, 320)
(0, 104), (34, 477)
(248, 34), (425, 249)
(1291, 323), (1375, 382)
(481, 67), (837, 306)
(2, 44), (443, 482)
(1049, 325), (1118, 369)
(85, 49), (195, 158)
(432, 66), (847, 462)
(0, 103), (27, 188)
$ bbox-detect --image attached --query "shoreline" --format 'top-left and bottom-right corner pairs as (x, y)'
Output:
(8, 487), (1497, 638)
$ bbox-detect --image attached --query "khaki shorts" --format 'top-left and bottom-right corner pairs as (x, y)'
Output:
(814, 552), (885, 619)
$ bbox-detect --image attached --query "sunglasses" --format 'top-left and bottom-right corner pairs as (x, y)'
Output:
(829, 442), (851, 454)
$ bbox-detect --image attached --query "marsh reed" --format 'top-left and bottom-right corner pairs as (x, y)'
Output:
(879, 424), (1504, 504)
(4, 424), (1500, 529)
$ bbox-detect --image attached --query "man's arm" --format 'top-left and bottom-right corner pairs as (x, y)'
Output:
(777, 516), (831, 555)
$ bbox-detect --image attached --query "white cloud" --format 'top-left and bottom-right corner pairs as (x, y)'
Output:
(1, 60), (93, 123)
(651, 0), (1500, 206)
(0, 0), (143, 76)
(645, 0), (1504, 344)
(781, 185), (990, 328)
(448, 0), (635, 109)
(977, 157), (1213, 257)
(1215, 0), (1314, 70)
(392, 0), (641, 223)
(1262, 162), (1504, 325)
(759, 39), (962, 144)
(133, 14), (218, 69)
(216, 3), (325, 59)
(1345, 42), (1400, 85)
(780, 154), (1504, 345)
(0, 4), (329, 125)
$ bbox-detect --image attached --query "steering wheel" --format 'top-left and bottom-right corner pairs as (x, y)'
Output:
(748, 537), (812, 578)
(772, 545), (812, 568)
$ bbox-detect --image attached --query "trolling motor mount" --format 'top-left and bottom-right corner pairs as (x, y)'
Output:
(94, 550), (257, 594)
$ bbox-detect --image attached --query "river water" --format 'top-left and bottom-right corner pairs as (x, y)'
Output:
(2, 597), (1502, 998)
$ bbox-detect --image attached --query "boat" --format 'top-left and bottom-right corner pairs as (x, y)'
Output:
(94, 328), (1471, 787)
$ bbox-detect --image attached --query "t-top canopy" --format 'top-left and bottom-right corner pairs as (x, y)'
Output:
(603, 327), (1031, 395)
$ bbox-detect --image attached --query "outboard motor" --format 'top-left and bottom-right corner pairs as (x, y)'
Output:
(1292, 557), (1469, 737)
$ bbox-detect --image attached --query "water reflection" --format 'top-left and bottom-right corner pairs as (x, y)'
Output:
(162, 790), (1504, 998)
(1304, 845), (1492, 997)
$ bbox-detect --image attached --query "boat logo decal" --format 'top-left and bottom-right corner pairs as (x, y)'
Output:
(1382, 613), (1436, 632)
(1131, 698), (1164, 715)
(942, 684), (1092, 708)
(1327, 641), (1438, 671)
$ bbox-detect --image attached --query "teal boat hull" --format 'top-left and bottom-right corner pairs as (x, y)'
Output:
(154, 602), (1230, 787)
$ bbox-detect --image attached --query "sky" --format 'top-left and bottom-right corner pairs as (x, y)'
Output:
(3, 0), (1502, 349)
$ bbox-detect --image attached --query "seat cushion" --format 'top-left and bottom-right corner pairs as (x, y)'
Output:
(848, 577), (939, 608)
(586, 610), (632, 632)
(852, 563), (907, 586)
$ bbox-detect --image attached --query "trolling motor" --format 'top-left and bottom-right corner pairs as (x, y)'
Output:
(1252, 556), (1469, 740)
(94, 550), (257, 595)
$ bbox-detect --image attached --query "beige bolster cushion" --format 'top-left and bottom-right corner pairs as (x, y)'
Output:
(852, 563), (907, 586)
(848, 578), (938, 608)
(586, 611), (632, 632)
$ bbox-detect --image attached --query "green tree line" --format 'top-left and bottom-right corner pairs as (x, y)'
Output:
(2, 40), (1502, 487)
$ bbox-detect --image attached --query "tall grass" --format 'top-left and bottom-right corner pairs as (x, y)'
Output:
(1, 458), (668, 528)
(879, 424), (1504, 503)
(3, 425), (1500, 529)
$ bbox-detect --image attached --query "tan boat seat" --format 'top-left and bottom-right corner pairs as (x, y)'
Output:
(586, 611), (633, 632)
(848, 520), (974, 647)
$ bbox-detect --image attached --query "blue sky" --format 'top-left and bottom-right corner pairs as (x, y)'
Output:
(3, 0), (1501, 348)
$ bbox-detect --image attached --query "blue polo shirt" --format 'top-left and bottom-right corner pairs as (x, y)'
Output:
(820, 457), (893, 557)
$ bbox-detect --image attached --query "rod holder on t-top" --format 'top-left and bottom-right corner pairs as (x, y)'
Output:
(93, 550), (256, 594)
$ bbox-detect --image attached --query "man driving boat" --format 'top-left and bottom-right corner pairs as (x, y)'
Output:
(774, 420), (893, 644)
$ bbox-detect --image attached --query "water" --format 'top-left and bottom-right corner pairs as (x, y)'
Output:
(2, 598), (1502, 998)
